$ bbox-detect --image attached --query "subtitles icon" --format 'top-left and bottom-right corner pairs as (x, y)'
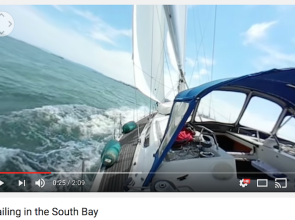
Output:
(275, 178), (287, 188)
(257, 179), (268, 187)
(35, 178), (45, 188)
(239, 179), (250, 187)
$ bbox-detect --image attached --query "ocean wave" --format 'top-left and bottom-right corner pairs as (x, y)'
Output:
(0, 104), (150, 192)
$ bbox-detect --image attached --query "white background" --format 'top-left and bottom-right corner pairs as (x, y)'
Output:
(1, 193), (295, 219)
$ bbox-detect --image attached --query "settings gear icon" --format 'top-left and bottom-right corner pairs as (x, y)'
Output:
(239, 179), (248, 187)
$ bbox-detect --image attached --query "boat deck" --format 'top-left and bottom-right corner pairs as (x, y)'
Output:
(98, 114), (152, 192)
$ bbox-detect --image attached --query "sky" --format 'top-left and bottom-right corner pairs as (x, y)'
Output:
(0, 5), (295, 142)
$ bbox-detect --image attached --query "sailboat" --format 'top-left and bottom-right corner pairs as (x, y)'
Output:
(91, 5), (295, 192)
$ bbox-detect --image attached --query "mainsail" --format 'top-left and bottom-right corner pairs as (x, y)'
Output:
(132, 5), (188, 103)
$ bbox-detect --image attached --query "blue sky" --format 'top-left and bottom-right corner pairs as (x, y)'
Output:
(34, 5), (295, 85)
(1, 5), (295, 141)
(3, 5), (295, 85)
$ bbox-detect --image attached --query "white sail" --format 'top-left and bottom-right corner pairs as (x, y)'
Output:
(133, 5), (166, 103)
(132, 5), (188, 104)
(166, 30), (178, 73)
(163, 5), (188, 92)
(164, 30), (179, 101)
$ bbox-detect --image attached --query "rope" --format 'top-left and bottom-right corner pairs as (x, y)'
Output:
(188, 8), (198, 87)
(197, 100), (230, 122)
(149, 6), (155, 115)
(198, 8), (209, 84)
(134, 64), (174, 90)
(132, 63), (139, 125)
(164, 35), (176, 99)
(132, 7), (139, 139)
(208, 5), (217, 117)
(210, 5), (217, 82)
(188, 6), (211, 87)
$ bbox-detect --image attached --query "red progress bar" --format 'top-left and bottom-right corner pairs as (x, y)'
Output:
(0, 172), (51, 174)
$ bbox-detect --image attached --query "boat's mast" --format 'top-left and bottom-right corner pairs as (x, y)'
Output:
(177, 68), (188, 93)
(164, 5), (188, 94)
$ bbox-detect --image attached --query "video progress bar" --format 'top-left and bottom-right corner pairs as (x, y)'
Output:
(0, 172), (51, 174)
(51, 172), (143, 174)
(0, 172), (142, 174)
(2, 172), (295, 174)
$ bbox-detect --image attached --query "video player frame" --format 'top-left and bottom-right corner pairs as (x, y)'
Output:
(0, 4), (295, 193)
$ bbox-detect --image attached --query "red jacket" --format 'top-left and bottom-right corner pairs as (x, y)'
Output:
(175, 127), (195, 143)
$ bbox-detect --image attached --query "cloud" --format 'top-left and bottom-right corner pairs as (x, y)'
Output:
(4, 5), (134, 86)
(187, 68), (210, 87)
(186, 57), (214, 68)
(186, 57), (194, 67)
(192, 68), (209, 80)
(242, 20), (295, 70)
(71, 8), (100, 22)
(51, 6), (132, 45)
(199, 68), (209, 75)
(90, 31), (116, 45)
(254, 46), (295, 70)
(186, 56), (213, 87)
(193, 74), (200, 79)
(72, 8), (131, 45)
(199, 57), (214, 66)
(89, 23), (131, 45)
(242, 21), (277, 45)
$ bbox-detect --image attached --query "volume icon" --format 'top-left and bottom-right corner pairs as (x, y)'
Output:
(35, 178), (45, 188)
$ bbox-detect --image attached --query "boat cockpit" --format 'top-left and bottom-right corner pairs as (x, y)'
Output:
(154, 86), (295, 190)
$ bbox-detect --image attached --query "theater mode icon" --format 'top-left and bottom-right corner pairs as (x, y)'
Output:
(257, 179), (268, 187)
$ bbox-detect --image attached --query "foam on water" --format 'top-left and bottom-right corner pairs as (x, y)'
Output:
(0, 104), (150, 192)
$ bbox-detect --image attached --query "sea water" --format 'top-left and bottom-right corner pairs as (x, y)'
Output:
(0, 36), (155, 192)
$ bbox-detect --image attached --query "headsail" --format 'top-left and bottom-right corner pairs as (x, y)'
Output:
(133, 5), (166, 103)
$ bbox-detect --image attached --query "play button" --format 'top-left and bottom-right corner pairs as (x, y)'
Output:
(0, 12), (14, 37)
(0, 180), (4, 186)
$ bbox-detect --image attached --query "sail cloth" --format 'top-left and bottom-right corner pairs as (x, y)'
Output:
(133, 5), (166, 103)
(132, 5), (188, 103)
(164, 30), (179, 101)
